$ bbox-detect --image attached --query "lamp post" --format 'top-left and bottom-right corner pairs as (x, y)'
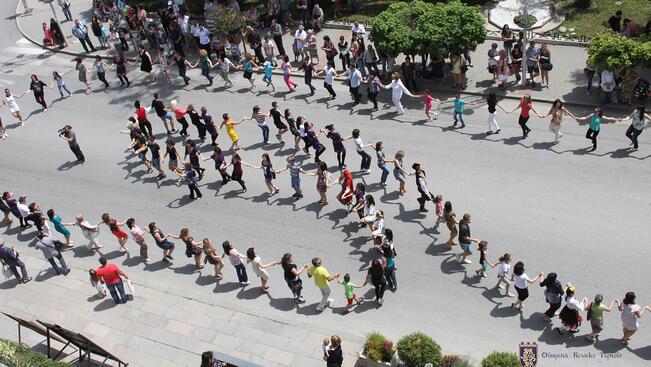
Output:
(520, 0), (535, 86)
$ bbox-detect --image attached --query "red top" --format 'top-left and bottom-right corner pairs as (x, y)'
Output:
(519, 99), (532, 118)
(134, 107), (147, 122)
(174, 107), (188, 120)
(96, 263), (122, 285)
(421, 94), (434, 107)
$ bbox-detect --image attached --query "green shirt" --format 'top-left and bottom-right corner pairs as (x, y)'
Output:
(590, 303), (608, 321)
(308, 266), (330, 289)
(342, 282), (357, 299)
(590, 115), (601, 132)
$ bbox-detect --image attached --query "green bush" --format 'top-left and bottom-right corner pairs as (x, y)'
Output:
(363, 331), (394, 363)
(396, 332), (442, 367)
(587, 32), (651, 70)
(442, 354), (475, 367)
(480, 351), (519, 367)
(0, 339), (72, 367)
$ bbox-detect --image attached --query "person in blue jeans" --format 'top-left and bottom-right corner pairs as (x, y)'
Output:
(449, 93), (465, 128)
(375, 141), (393, 186)
(222, 241), (248, 285)
(275, 155), (309, 200)
(95, 257), (129, 304)
(250, 105), (270, 144)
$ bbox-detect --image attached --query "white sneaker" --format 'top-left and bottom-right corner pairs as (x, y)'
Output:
(241, 281), (249, 285)
(327, 298), (334, 304)
(463, 259), (472, 264)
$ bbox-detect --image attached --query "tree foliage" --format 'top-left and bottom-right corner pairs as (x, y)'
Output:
(204, 4), (247, 37)
(587, 32), (651, 70)
(480, 351), (520, 367)
(371, 0), (486, 57)
(396, 332), (442, 367)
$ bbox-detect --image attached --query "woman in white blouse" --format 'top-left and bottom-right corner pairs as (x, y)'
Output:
(382, 72), (416, 115)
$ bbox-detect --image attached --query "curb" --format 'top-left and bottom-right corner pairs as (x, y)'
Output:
(15, 4), (632, 110)
(13, 1), (138, 62)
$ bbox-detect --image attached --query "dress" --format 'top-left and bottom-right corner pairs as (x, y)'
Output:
(140, 50), (152, 73)
(384, 79), (414, 114)
(108, 218), (128, 240)
(393, 158), (405, 182)
(249, 256), (270, 280)
(51, 214), (70, 237)
(76, 63), (88, 83)
(5, 95), (20, 113)
(316, 170), (329, 193)
(225, 120), (239, 142)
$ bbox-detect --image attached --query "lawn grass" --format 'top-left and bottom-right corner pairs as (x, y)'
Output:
(556, 0), (651, 39)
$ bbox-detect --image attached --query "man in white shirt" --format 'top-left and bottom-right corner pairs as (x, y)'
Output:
(197, 25), (212, 54)
(347, 63), (362, 104)
(351, 20), (366, 44)
(600, 69), (616, 105)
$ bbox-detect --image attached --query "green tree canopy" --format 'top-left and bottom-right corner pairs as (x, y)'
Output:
(587, 32), (651, 70)
(371, 0), (486, 58)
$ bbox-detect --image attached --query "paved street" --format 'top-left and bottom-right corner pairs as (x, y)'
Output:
(1, 2), (651, 367)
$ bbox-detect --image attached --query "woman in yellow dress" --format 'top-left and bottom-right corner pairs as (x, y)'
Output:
(219, 113), (247, 151)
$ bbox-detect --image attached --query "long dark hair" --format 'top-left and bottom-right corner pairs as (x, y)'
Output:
(222, 240), (233, 255)
(513, 261), (524, 276)
(637, 105), (645, 120)
(200, 351), (213, 367)
(369, 259), (383, 275)
(384, 228), (393, 242)
(246, 247), (256, 260)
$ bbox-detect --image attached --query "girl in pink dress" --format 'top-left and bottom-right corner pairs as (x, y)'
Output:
(420, 90), (441, 121)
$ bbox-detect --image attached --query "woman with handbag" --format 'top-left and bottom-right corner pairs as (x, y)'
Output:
(280, 253), (307, 303)
(171, 228), (203, 270)
(539, 43), (552, 87)
(337, 36), (350, 72)
(363, 259), (387, 305)
(202, 239), (224, 278)
(450, 53), (467, 89)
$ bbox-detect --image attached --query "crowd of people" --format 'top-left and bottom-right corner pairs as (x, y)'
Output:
(1, 2), (650, 366)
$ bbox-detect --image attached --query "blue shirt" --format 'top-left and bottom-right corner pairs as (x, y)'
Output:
(184, 168), (197, 185)
(590, 115), (601, 132)
(263, 62), (273, 78)
(453, 98), (465, 113)
(243, 60), (253, 73)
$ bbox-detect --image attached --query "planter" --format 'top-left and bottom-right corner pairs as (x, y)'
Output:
(357, 350), (399, 367)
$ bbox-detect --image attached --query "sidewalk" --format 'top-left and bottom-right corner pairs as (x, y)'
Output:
(16, 1), (643, 109)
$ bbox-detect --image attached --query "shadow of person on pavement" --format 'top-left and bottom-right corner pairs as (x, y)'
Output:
(57, 160), (81, 171)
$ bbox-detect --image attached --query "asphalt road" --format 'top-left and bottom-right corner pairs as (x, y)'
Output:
(0, 5), (650, 367)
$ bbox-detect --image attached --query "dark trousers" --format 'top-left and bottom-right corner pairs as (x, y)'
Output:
(336, 150), (346, 167)
(140, 120), (153, 138)
(356, 149), (371, 170)
(625, 125), (642, 149)
(117, 74), (130, 87)
(107, 279), (128, 304)
(519, 115), (531, 137)
(177, 117), (189, 136)
(97, 72), (109, 88)
(373, 281), (386, 301)
(314, 146), (326, 162)
(188, 183), (202, 199)
(273, 35), (286, 56)
(324, 82), (336, 97)
(231, 173), (246, 190)
(173, 41), (185, 57)
(544, 301), (562, 318)
(403, 77), (418, 92)
(193, 121), (206, 140)
(8, 259), (28, 282)
(69, 144), (85, 162)
(385, 265), (397, 290)
(34, 92), (47, 109)
(586, 128), (600, 149)
(218, 169), (231, 184)
(368, 91), (378, 108)
(62, 5), (73, 21)
(179, 68), (190, 85)
(349, 86), (360, 103)
(234, 263), (248, 282)
(417, 189), (431, 210)
(77, 34), (95, 53)
(47, 253), (69, 275)
(25, 214), (43, 231)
